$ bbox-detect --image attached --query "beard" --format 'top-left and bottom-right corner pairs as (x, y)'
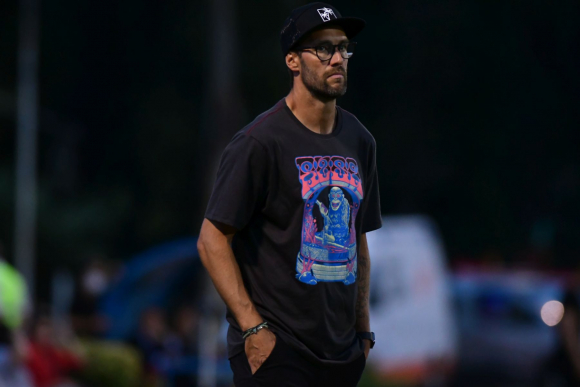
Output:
(300, 57), (347, 102)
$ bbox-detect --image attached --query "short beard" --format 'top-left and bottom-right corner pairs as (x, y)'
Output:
(300, 57), (347, 102)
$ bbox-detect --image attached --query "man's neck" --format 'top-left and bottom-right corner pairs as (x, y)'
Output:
(285, 87), (336, 135)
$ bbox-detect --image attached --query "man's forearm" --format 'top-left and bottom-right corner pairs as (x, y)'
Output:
(197, 219), (263, 331)
(355, 233), (371, 332)
(561, 311), (580, 374)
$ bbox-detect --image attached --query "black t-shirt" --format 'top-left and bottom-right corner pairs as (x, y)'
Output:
(205, 98), (382, 365)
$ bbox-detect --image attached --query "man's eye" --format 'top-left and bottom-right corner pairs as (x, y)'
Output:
(316, 46), (331, 54)
(338, 44), (348, 52)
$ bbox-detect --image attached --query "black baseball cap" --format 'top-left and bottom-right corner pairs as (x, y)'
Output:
(280, 3), (366, 55)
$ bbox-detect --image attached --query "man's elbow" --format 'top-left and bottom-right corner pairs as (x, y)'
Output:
(197, 218), (236, 267)
(197, 229), (210, 267)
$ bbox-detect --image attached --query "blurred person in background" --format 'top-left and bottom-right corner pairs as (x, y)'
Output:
(171, 305), (199, 357)
(25, 308), (84, 387)
(0, 323), (33, 387)
(66, 258), (141, 387)
(164, 305), (200, 387)
(69, 257), (112, 338)
(197, 3), (381, 386)
(131, 307), (168, 383)
(132, 305), (202, 386)
(0, 246), (33, 387)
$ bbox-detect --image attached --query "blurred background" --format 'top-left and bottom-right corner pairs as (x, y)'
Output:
(1, 0), (579, 386)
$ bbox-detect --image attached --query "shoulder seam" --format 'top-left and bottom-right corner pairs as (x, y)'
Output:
(244, 133), (268, 153)
(246, 101), (286, 136)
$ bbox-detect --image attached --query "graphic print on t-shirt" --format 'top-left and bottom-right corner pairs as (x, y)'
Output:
(295, 155), (363, 285)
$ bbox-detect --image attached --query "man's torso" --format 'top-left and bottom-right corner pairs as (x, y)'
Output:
(206, 99), (381, 365)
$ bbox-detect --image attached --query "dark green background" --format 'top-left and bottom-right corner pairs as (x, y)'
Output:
(1, 0), (579, 298)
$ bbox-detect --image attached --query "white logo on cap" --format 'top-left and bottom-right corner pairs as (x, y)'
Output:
(317, 7), (336, 22)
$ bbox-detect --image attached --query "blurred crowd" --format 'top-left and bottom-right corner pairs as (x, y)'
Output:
(0, 249), (206, 387)
(4, 236), (580, 387)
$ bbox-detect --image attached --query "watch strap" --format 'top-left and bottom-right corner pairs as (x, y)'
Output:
(357, 331), (376, 348)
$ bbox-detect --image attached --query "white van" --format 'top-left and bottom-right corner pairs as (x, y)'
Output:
(366, 215), (457, 386)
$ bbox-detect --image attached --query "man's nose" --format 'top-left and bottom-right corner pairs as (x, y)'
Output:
(329, 47), (344, 66)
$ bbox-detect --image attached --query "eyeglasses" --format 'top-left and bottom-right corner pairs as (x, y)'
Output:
(296, 42), (357, 62)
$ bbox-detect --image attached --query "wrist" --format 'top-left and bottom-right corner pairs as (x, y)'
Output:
(355, 324), (370, 331)
(357, 331), (375, 349)
(237, 307), (264, 332)
(354, 314), (370, 333)
(242, 321), (269, 340)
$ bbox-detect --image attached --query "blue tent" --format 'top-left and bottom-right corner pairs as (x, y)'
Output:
(100, 237), (201, 340)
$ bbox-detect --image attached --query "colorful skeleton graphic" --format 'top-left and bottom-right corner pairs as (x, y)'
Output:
(295, 155), (363, 285)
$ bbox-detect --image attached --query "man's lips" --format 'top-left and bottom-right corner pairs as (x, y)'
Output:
(328, 73), (344, 79)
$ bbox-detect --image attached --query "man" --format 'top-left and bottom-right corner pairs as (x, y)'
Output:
(197, 3), (381, 386)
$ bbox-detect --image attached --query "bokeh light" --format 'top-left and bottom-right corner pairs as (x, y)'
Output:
(541, 300), (565, 327)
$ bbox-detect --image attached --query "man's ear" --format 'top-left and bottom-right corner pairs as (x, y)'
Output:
(286, 52), (300, 73)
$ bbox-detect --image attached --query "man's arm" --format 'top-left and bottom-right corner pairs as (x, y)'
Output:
(356, 233), (371, 358)
(197, 218), (275, 374)
(560, 305), (580, 380)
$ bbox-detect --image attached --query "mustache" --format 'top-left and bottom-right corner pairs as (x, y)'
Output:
(326, 69), (346, 78)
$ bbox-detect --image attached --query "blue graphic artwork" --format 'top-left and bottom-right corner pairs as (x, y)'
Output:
(295, 155), (363, 285)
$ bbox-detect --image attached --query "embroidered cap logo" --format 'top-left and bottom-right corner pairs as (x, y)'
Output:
(317, 7), (336, 22)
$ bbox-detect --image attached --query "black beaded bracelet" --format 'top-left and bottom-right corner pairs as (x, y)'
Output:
(242, 321), (269, 340)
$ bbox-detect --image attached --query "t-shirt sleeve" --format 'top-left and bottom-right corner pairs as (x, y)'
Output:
(205, 133), (270, 230)
(361, 138), (382, 234)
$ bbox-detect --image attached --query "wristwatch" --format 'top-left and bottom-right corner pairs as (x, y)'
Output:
(357, 332), (376, 349)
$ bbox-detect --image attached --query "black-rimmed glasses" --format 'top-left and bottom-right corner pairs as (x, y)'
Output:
(296, 42), (357, 62)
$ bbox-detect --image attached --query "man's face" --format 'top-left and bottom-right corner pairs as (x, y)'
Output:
(297, 27), (349, 101)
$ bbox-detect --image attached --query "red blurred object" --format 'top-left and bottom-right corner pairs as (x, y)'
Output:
(26, 342), (83, 387)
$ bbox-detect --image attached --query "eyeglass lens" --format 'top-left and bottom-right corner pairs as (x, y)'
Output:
(316, 42), (356, 61)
